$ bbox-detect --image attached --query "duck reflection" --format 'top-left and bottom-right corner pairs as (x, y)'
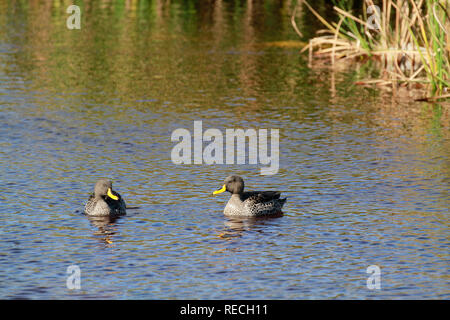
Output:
(87, 215), (122, 245)
(218, 215), (282, 239)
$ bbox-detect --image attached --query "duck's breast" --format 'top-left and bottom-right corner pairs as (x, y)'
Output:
(224, 196), (246, 216)
(88, 199), (111, 216)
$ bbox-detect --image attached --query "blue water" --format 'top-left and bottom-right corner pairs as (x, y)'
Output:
(0, 0), (449, 299)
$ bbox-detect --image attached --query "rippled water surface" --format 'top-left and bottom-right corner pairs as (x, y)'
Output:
(0, 1), (449, 299)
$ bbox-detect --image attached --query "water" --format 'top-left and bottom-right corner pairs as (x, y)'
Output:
(0, 1), (449, 299)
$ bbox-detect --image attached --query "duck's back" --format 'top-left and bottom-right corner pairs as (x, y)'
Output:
(224, 191), (286, 216)
(242, 191), (281, 202)
(244, 191), (286, 216)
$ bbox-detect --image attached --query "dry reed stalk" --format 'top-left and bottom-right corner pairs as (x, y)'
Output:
(299, 0), (449, 98)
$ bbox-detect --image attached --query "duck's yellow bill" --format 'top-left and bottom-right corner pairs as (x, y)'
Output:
(107, 188), (119, 200)
(213, 184), (226, 195)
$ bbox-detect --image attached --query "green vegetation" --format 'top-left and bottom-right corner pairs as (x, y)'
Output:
(298, 0), (450, 100)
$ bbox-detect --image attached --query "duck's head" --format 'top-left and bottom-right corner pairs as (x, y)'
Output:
(213, 175), (244, 195)
(94, 179), (119, 201)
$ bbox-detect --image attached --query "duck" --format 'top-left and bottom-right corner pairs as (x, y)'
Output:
(212, 175), (286, 216)
(84, 179), (126, 216)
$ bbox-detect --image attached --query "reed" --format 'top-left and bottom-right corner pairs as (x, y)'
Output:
(299, 0), (450, 99)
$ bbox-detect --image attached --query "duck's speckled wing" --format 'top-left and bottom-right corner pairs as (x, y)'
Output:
(84, 193), (96, 215)
(241, 191), (286, 216)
